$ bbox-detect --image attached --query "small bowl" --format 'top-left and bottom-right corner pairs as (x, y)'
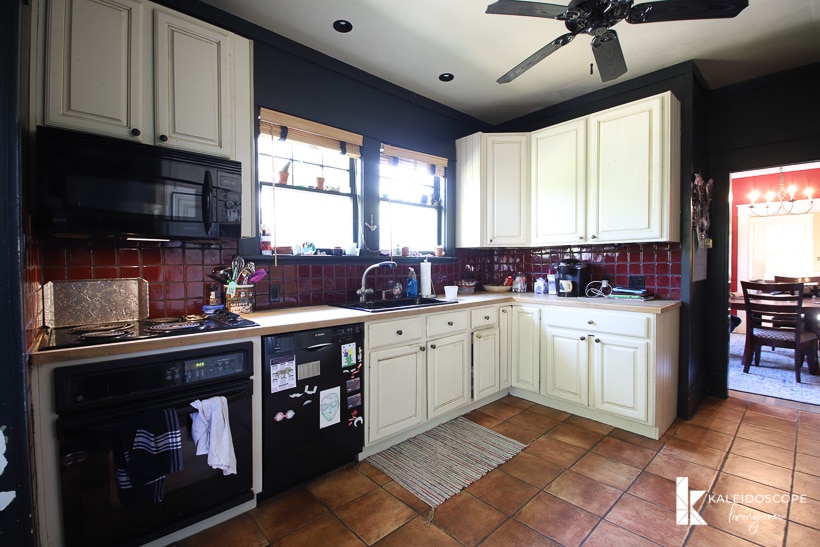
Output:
(483, 285), (512, 293)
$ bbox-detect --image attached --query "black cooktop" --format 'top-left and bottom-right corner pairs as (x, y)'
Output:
(41, 310), (259, 351)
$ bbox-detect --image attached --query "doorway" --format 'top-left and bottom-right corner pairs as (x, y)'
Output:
(728, 161), (820, 405)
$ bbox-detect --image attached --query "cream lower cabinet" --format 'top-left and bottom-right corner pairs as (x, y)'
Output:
(498, 306), (512, 390)
(511, 305), (541, 393)
(471, 306), (501, 401)
(426, 310), (471, 418)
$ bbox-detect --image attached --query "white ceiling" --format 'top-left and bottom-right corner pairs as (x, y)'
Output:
(202, 0), (820, 125)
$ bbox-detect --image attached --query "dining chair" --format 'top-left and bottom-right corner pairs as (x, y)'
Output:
(741, 280), (818, 383)
(773, 275), (820, 353)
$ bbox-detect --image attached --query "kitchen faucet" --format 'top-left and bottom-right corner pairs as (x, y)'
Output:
(358, 261), (397, 302)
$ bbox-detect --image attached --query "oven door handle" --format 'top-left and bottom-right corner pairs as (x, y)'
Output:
(202, 170), (214, 235)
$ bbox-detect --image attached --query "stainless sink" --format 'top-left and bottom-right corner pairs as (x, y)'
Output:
(332, 297), (451, 312)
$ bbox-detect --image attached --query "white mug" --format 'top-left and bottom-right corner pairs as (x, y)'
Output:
(559, 279), (573, 292)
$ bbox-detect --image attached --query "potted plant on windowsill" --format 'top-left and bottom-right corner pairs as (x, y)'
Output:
(316, 169), (325, 190)
(278, 161), (291, 184)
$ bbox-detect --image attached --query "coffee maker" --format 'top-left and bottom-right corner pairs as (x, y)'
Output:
(556, 259), (589, 297)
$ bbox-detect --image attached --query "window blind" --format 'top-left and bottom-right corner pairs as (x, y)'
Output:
(381, 144), (448, 177)
(259, 107), (362, 158)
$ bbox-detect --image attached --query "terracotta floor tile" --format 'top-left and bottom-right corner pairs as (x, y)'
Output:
(700, 396), (749, 412)
(272, 513), (365, 547)
(674, 422), (734, 452)
(700, 497), (786, 547)
(375, 515), (461, 546)
(571, 452), (640, 490)
(608, 427), (667, 451)
(787, 493), (820, 530)
(797, 434), (820, 455)
(710, 473), (791, 517)
(748, 401), (799, 421)
(592, 436), (656, 469)
(547, 422), (606, 450)
(604, 494), (688, 547)
(793, 471), (820, 501)
(498, 395), (536, 410)
(737, 422), (796, 450)
(546, 469), (622, 517)
(178, 513), (268, 547)
(722, 454), (793, 491)
(466, 468), (538, 515)
(661, 436), (727, 469)
(516, 492), (600, 546)
(730, 437), (795, 470)
(250, 487), (329, 542)
(356, 461), (392, 485)
(480, 519), (559, 547)
(646, 453), (718, 492)
(795, 452), (820, 477)
(307, 466), (378, 509)
(334, 488), (416, 544)
(628, 471), (678, 512)
(463, 409), (504, 429)
(506, 408), (561, 434)
(382, 480), (428, 513)
(707, 406), (747, 424)
(492, 419), (547, 445)
(583, 520), (659, 547)
(500, 451), (564, 488)
(431, 492), (506, 545)
(798, 420), (820, 440)
(525, 435), (587, 467)
(686, 412), (742, 435)
(565, 415), (615, 435)
(743, 411), (800, 433)
(525, 404), (572, 421)
(477, 399), (524, 421)
(686, 524), (760, 546)
(786, 522), (820, 545)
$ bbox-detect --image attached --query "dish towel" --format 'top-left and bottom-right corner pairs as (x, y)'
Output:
(113, 407), (183, 506)
(190, 396), (237, 475)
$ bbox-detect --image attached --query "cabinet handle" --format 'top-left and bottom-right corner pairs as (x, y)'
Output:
(447, 321), (454, 326)
(594, 338), (601, 343)
(131, 128), (141, 136)
(159, 134), (169, 142)
(580, 336), (586, 340)
(484, 315), (490, 320)
(587, 320), (594, 325)
(591, 234), (597, 239)
(396, 329), (403, 336)
(430, 344), (437, 349)
(579, 236), (584, 240)
(475, 333), (482, 339)
(501, 309), (507, 314)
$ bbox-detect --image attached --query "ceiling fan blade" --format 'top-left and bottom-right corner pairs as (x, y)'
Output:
(591, 30), (627, 82)
(497, 33), (576, 84)
(627, 0), (748, 24)
(486, 0), (568, 19)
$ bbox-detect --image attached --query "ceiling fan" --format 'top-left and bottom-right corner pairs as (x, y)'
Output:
(487, 0), (749, 83)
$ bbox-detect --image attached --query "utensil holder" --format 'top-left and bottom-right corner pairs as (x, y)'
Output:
(224, 284), (254, 313)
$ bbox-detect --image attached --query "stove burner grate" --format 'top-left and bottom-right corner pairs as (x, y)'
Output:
(147, 321), (202, 332)
(69, 322), (134, 334)
(77, 330), (131, 341)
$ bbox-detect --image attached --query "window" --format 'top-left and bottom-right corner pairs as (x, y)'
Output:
(258, 108), (362, 250)
(379, 145), (448, 253)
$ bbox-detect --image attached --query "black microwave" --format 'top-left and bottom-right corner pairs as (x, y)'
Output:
(35, 126), (242, 241)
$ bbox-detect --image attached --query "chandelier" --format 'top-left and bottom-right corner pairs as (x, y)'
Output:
(748, 167), (814, 216)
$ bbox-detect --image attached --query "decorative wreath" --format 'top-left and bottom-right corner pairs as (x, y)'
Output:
(692, 173), (713, 248)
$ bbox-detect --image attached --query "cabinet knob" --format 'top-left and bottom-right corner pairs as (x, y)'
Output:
(591, 234), (597, 239)
(501, 309), (507, 314)
(579, 236), (584, 240)
(130, 128), (141, 136)
(587, 320), (594, 324)
(594, 338), (601, 343)
(476, 333), (482, 339)
(580, 335), (586, 341)
(159, 134), (169, 142)
(447, 321), (454, 326)
(484, 315), (490, 320)
(396, 329), (403, 336)
(420, 346), (426, 351)
(430, 344), (437, 349)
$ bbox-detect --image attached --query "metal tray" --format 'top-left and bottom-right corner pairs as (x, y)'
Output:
(44, 278), (149, 327)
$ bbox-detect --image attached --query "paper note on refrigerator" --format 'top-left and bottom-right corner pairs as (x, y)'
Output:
(319, 386), (341, 429)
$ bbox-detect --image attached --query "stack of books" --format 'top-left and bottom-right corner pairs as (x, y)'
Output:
(606, 287), (654, 300)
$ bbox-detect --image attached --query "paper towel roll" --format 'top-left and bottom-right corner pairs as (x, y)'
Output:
(420, 261), (432, 297)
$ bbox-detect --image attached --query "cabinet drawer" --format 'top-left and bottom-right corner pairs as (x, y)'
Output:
(367, 317), (424, 350)
(427, 310), (470, 338)
(471, 306), (498, 329)
(544, 306), (651, 338)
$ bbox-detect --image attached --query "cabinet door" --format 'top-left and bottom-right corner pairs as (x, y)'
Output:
(590, 334), (649, 423)
(472, 327), (500, 401)
(531, 119), (587, 245)
(498, 306), (512, 389)
(368, 344), (426, 443)
(45, 0), (145, 139)
(587, 92), (680, 243)
(427, 333), (471, 418)
(511, 305), (540, 392)
(484, 134), (529, 246)
(153, 9), (233, 156)
(543, 326), (589, 405)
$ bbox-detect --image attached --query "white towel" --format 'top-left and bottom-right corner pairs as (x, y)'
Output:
(190, 396), (237, 475)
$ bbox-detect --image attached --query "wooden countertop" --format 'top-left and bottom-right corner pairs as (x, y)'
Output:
(29, 293), (681, 365)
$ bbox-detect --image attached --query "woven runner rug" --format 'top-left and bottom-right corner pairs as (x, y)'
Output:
(367, 416), (526, 508)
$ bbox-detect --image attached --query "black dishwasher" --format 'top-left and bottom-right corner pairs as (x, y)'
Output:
(261, 324), (364, 497)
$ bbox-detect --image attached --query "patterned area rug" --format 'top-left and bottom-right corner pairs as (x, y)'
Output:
(367, 416), (526, 508)
(729, 333), (820, 406)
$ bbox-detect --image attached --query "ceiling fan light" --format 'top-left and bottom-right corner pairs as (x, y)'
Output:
(439, 73), (455, 82)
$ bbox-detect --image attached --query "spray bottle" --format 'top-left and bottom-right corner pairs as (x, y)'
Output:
(406, 267), (418, 298)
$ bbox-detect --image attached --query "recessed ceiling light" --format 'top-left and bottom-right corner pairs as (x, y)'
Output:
(333, 20), (353, 33)
(439, 73), (454, 82)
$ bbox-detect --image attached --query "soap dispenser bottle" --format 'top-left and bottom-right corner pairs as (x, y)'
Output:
(406, 267), (418, 298)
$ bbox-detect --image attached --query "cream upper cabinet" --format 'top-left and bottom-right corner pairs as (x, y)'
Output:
(44, 0), (248, 159)
(587, 92), (680, 243)
(531, 118), (587, 245)
(456, 132), (530, 247)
